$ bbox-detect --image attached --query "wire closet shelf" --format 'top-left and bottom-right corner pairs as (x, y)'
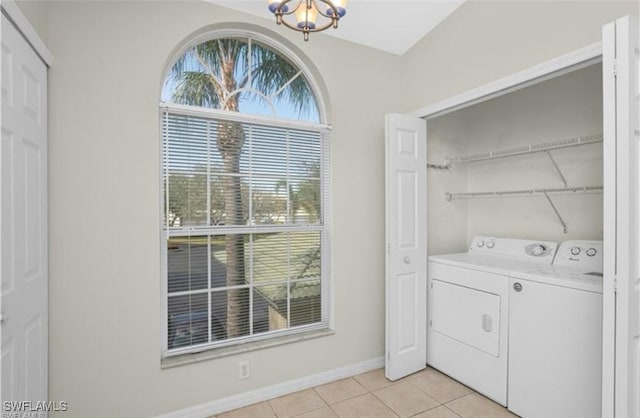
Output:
(438, 133), (604, 233)
(446, 133), (602, 164)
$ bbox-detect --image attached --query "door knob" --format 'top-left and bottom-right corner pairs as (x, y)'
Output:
(513, 282), (523, 292)
(404, 256), (411, 264)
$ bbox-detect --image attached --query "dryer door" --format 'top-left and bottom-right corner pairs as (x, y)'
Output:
(431, 279), (501, 357)
(427, 262), (509, 405)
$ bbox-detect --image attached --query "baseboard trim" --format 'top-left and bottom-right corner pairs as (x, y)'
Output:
(157, 356), (384, 418)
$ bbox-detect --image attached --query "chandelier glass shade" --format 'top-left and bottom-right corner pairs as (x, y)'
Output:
(268, 0), (348, 41)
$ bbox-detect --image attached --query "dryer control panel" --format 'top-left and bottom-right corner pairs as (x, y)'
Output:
(468, 236), (558, 264)
(553, 240), (603, 273)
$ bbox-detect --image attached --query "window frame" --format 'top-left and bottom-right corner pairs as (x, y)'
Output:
(159, 30), (332, 358)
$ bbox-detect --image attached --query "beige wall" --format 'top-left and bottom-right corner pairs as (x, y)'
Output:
(15, 0), (48, 44)
(425, 111), (469, 255)
(11, 0), (639, 417)
(399, 0), (639, 114)
(42, 1), (400, 417)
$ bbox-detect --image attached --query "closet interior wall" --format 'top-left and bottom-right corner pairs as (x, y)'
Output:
(427, 64), (604, 255)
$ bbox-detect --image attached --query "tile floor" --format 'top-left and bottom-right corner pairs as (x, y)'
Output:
(214, 368), (519, 418)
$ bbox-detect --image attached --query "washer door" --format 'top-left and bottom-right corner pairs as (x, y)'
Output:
(431, 279), (501, 357)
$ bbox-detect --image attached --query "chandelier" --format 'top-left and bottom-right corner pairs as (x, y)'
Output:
(268, 0), (348, 41)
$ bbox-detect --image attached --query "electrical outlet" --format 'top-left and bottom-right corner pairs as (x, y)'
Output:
(239, 361), (250, 380)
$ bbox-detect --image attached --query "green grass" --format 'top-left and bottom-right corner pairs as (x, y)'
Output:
(211, 232), (320, 285)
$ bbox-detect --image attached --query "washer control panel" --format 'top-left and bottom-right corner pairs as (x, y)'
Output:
(469, 236), (558, 264)
(553, 240), (603, 273)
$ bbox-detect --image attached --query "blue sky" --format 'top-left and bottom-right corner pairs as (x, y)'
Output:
(161, 45), (320, 123)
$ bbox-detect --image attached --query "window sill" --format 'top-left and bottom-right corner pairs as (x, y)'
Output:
(160, 328), (334, 369)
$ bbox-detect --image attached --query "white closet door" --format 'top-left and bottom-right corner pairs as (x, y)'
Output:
(384, 114), (427, 381)
(1, 13), (48, 405)
(603, 15), (640, 418)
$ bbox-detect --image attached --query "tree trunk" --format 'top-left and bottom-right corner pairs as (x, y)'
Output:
(219, 55), (248, 339)
(219, 116), (248, 338)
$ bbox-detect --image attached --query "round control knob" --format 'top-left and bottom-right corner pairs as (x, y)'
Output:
(532, 245), (546, 256)
(571, 247), (581, 256)
(586, 248), (597, 257)
(486, 241), (495, 249)
(477, 240), (485, 248)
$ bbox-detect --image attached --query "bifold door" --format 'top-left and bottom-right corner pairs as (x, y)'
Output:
(602, 15), (640, 418)
(1, 13), (49, 406)
(384, 114), (427, 380)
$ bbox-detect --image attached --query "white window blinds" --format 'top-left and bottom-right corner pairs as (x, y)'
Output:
(161, 105), (331, 355)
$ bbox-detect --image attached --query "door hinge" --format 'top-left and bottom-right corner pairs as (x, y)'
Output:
(429, 320), (432, 327)
(387, 243), (391, 253)
(613, 59), (618, 77)
(613, 275), (618, 293)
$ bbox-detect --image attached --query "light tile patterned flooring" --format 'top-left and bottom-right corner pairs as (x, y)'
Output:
(214, 367), (518, 418)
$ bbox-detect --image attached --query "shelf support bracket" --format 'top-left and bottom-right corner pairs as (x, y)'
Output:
(543, 192), (568, 234)
(427, 158), (451, 170)
(427, 162), (451, 170)
(545, 151), (567, 187)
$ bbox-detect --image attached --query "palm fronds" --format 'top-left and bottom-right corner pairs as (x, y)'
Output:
(164, 36), (317, 117)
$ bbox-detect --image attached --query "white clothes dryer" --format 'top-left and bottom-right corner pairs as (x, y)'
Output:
(427, 236), (559, 406)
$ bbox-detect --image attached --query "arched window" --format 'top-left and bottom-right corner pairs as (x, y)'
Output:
(162, 36), (321, 122)
(160, 32), (330, 356)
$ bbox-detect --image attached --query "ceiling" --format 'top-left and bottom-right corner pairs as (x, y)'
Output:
(207, 1), (466, 55)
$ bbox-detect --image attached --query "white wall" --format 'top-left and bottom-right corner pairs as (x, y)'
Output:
(427, 65), (604, 254)
(41, 2), (401, 417)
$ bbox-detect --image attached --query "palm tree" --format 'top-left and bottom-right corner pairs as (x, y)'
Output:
(276, 162), (321, 224)
(168, 38), (315, 338)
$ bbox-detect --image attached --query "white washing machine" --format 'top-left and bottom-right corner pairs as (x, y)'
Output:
(427, 236), (559, 406)
(508, 240), (603, 418)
